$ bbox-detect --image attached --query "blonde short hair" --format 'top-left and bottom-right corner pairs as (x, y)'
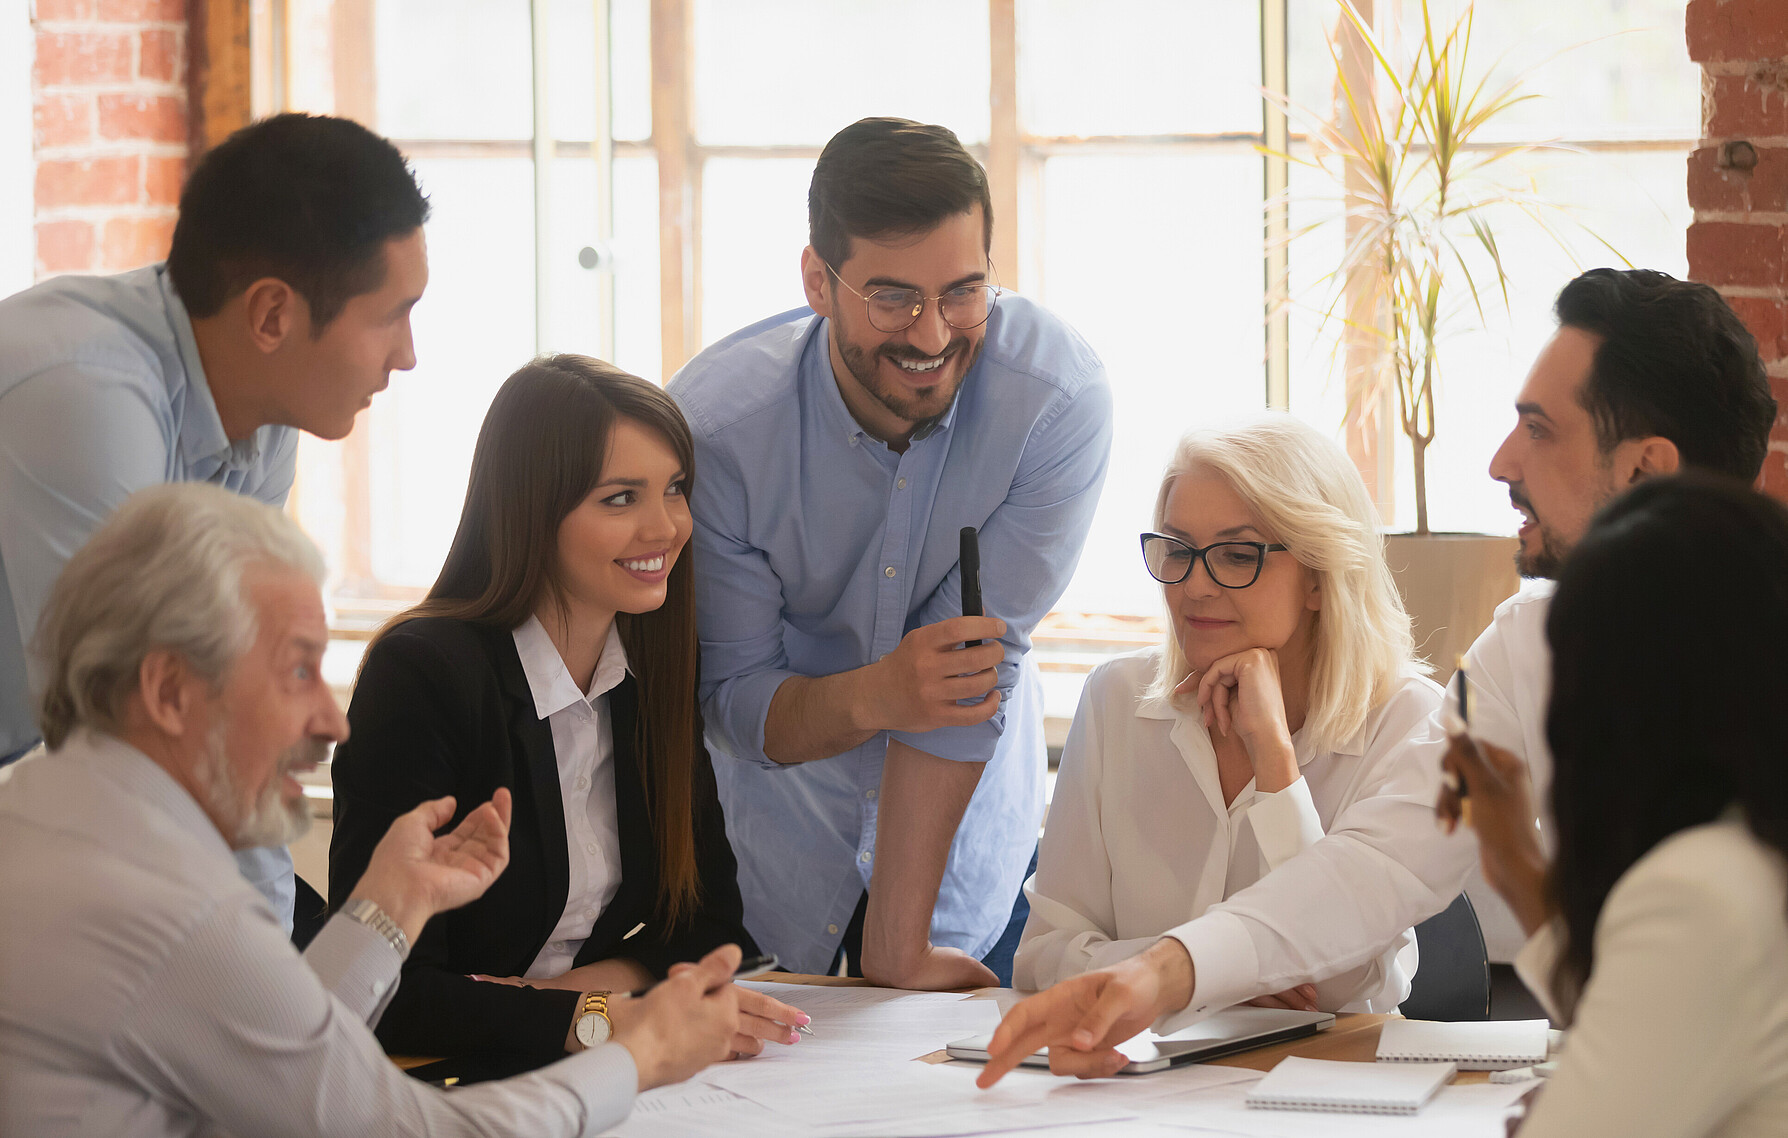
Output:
(33, 483), (325, 750)
(1147, 414), (1420, 751)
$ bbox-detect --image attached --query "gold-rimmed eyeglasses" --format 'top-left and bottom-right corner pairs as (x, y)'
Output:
(823, 259), (1002, 334)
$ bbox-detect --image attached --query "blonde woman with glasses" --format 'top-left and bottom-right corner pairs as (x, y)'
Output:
(1007, 414), (1455, 1042)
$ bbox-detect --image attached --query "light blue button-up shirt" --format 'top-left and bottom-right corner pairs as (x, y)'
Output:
(0, 264), (300, 927)
(668, 295), (1112, 972)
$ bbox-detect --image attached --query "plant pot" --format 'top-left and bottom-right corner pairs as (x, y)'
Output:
(1383, 533), (1520, 682)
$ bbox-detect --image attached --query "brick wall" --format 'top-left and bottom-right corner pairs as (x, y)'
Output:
(31, 0), (189, 280)
(1687, 0), (1788, 498)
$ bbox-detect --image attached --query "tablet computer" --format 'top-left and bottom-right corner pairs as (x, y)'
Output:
(945, 1006), (1334, 1075)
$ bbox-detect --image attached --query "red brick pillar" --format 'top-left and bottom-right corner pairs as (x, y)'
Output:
(31, 1), (189, 280)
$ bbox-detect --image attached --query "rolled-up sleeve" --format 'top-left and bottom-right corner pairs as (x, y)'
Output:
(893, 377), (1113, 764)
(685, 436), (802, 770)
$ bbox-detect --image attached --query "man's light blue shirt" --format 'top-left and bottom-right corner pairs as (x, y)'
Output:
(668, 295), (1112, 973)
(0, 264), (300, 928)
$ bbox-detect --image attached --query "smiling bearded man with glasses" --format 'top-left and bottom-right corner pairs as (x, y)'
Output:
(667, 117), (1112, 991)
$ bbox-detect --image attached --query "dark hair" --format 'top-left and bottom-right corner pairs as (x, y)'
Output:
(168, 113), (429, 329)
(808, 117), (993, 268)
(1544, 473), (1788, 1017)
(1554, 268), (1774, 481)
(382, 355), (703, 926)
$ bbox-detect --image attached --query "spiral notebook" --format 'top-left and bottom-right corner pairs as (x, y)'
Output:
(1245, 1056), (1455, 1115)
(1376, 1018), (1550, 1070)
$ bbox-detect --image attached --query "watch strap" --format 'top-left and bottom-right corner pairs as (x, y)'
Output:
(340, 897), (410, 960)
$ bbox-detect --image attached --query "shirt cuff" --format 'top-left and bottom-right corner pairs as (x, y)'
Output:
(1245, 777), (1325, 870)
(1155, 912), (1260, 1034)
(707, 668), (801, 770)
(1512, 918), (1566, 1024)
(539, 1041), (639, 1135)
(303, 912), (405, 1026)
(889, 717), (1000, 764)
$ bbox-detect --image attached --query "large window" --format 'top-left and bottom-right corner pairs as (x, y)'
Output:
(267, 1), (1699, 715)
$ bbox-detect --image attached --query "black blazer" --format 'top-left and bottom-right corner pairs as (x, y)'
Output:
(327, 616), (754, 1067)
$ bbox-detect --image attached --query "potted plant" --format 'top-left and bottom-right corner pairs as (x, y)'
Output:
(1268, 0), (1613, 672)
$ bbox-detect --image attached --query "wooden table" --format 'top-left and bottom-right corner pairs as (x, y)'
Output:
(398, 972), (1486, 1086)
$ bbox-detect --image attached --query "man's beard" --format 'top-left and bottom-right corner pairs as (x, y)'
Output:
(199, 724), (320, 850)
(838, 333), (979, 436)
(1514, 521), (1568, 579)
(1510, 484), (1603, 580)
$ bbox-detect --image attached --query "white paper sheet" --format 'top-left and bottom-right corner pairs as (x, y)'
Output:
(701, 987), (1004, 1077)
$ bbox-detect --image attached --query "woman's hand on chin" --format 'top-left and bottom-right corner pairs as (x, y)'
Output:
(1178, 648), (1299, 792)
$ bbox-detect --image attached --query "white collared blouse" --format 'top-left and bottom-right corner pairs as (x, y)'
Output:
(1016, 648), (1453, 1025)
(510, 615), (629, 979)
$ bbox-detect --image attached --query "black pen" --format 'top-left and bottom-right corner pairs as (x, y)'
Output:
(622, 953), (812, 1033)
(961, 527), (983, 646)
(1451, 657), (1474, 826)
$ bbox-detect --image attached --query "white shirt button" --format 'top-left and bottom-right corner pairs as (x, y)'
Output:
(585, 909), (597, 920)
(586, 842), (598, 855)
(859, 850), (872, 864)
(827, 923), (840, 935)
(576, 776), (589, 790)
(884, 566), (896, 578)
(848, 435), (859, 446)
(371, 978), (388, 996)
(897, 477), (907, 490)
(864, 789), (877, 800)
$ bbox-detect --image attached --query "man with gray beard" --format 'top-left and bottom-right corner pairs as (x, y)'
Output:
(0, 483), (743, 1137)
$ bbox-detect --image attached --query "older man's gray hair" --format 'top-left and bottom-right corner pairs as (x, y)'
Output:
(33, 482), (325, 750)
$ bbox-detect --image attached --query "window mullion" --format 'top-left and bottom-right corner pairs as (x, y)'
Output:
(988, 0), (1020, 285)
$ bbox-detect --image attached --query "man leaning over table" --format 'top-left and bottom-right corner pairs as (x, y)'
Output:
(668, 117), (1112, 990)
(0, 113), (431, 931)
(0, 483), (743, 1138)
(973, 267), (1776, 1086)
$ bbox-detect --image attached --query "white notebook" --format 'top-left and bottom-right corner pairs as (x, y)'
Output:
(1246, 1056), (1455, 1115)
(1376, 1018), (1550, 1070)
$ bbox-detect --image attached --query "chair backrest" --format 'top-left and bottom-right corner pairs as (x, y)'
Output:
(1399, 892), (1490, 1021)
(292, 875), (328, 951)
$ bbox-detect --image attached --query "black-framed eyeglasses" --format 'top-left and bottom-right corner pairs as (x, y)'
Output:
(823, 259), (1002, 333)
(1139, 532), (1289, 589)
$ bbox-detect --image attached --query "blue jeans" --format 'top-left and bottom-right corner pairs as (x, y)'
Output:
(831, 846), (1039, 987)
(978, 846), (1039, 987)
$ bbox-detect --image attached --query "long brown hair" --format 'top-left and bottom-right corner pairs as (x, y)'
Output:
(378, 354), (703, 926)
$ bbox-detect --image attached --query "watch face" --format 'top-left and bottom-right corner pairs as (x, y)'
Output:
(576, 1009), (611, 1047)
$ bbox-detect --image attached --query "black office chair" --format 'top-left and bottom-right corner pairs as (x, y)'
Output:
(292, 875), (329, 951)
(1399, 892), (1490, 1021)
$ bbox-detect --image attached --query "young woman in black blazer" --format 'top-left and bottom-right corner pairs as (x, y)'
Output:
(328, 355), (806, 1071)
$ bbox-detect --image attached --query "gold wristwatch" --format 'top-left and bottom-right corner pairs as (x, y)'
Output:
(573, 991), (613, 1048)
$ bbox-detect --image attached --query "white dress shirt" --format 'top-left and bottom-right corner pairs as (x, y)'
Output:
(1453, 580), (1556, 961)
(0, 730), (639, 1138)
(1513, 819), (1788, 1138)
(512, 615), (629, 979)
(1016, 649), (1463, 1029)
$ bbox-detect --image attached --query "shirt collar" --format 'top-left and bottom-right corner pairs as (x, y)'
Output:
(511, 614), (631, 720)
(803, 315), (966, 449)
(76, 728), (234, 860)
(158, 265), (262, 472)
